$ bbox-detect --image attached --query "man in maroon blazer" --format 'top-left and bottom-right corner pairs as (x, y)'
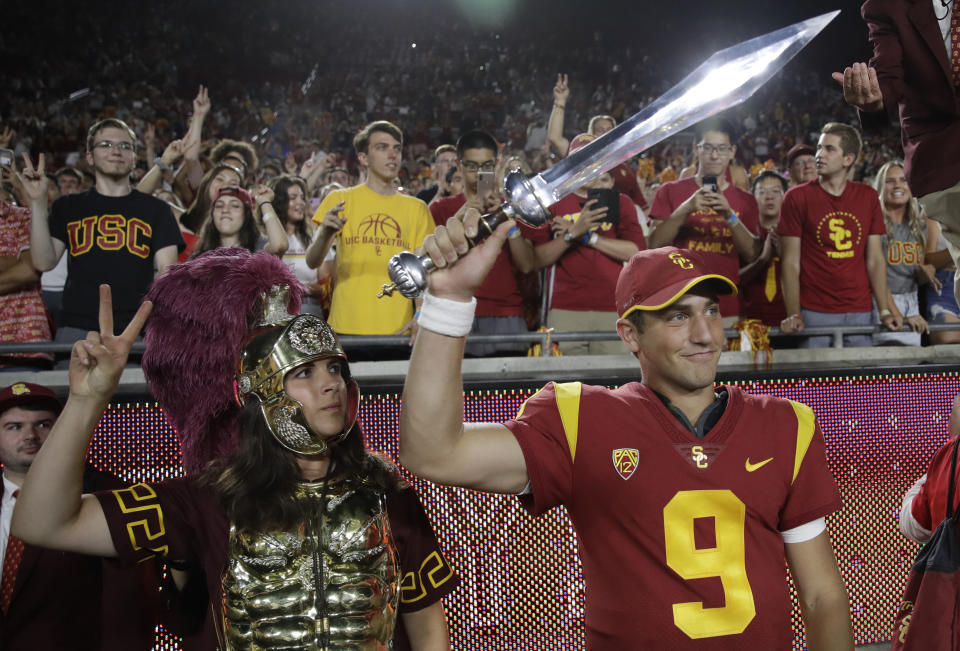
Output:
(835, 0), (960, 293)
(0, 382), (157, 650)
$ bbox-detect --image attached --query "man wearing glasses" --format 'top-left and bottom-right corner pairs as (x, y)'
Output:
(21, 118), (183, 354)
(429, 131), (536, 357)
(738, 171), (789, 328)
(648, 118), (760, 326)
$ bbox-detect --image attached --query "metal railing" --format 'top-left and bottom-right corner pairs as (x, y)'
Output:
(2, 323), (958, 358)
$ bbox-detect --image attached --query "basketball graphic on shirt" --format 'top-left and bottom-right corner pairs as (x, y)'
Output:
(814, 211), (863, 259)
(359, 214), (401, 239)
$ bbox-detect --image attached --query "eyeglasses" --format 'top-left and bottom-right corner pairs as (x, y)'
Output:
(697, 144), (732, 156)
(93, 141), (136, 152)
(461, 160), (496, 172)
(755, 187), (784, 197)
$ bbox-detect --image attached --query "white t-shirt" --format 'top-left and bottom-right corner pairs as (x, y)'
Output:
(283, 230), (334, 285)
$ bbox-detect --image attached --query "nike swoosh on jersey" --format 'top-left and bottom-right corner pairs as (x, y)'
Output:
(745, 457), (774, 472)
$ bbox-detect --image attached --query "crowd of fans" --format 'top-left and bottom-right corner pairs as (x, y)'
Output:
(0, 0), (952, 371)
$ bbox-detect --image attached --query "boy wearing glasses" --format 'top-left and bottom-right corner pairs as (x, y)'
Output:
(21, 118), (183, 352)
(429, 130), (536, 357)
(648, 118), (760, 325)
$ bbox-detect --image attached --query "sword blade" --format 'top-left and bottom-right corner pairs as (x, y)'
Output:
(530, 10), (839, 208)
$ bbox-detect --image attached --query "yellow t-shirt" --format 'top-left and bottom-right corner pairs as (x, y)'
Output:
(312, 185), (432, 334)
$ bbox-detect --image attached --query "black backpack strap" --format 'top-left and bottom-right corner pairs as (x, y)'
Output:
(946, 436), (960, 520)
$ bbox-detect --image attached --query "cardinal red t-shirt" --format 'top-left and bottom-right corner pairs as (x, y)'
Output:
(649, 177), (759, 318)
(430, 194), (524, 317)
(528, 192), (646, 312)
(777, 180), (884, 313)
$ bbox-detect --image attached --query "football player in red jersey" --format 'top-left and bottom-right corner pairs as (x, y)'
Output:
(399, 207), (854, 649)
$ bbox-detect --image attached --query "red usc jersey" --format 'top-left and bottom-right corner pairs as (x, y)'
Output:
(505, 382), (842, 649)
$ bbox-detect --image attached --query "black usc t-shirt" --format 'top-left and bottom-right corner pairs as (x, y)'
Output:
(49, 189), (184, 331)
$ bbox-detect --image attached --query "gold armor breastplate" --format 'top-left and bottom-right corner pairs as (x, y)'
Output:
(222, 476), (399, 650)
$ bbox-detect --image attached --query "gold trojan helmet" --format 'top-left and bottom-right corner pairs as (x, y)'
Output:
(235, 285), (360, 455)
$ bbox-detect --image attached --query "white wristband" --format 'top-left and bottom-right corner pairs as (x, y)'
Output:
(418, 291), (476, 337)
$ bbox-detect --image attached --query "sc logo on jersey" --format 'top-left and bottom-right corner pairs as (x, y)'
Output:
(691, 445), (708, 468)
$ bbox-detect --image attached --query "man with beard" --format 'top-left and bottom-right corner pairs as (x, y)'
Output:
(21, 119), (183, 349)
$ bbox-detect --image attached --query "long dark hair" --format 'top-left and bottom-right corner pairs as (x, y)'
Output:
(269, 175), (311, 246)
(190, 193), (261, 259)
(205, 401), (400, 533)
(182, 163), (244, 233)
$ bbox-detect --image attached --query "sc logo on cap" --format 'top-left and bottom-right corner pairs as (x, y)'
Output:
(11, 383), (30, 396)
(669, 252), (693, 270)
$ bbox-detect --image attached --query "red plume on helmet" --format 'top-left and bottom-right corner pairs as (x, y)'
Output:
(142, 248), (304, 475)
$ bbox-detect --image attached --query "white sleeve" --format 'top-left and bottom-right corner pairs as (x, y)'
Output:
(780, 517), (826, 544)
(899, 474), (933, 543)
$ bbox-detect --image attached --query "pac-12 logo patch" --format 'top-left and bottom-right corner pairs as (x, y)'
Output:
(612, 448), (639, 480)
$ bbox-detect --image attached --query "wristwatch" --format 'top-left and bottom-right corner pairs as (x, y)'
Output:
(563, 231), (576, 244)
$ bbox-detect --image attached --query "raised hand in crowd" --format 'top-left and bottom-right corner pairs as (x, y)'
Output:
(300, 151), (328, 194)
(161, 139), (185, 168)
(137, 139), (185, 195)
(70, 285), (152, 401)
(252, 184), (289, 257)
(831, 62), (884, 113)
(0, 126), (16, 149)
(305, 200), (345, 270)
(547, 73), (571, 156)
(17, 153), (49, 207)
(319, 200), (347, 234)
(251, 183), (275, 209)
(182, 85), (211, 163)
(192, 84), (212, 123)
(176, 85), (210, 205)
(553, 73), (569, 107)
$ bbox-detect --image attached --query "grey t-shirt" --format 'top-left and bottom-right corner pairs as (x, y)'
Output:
(883, 222), (923, 295)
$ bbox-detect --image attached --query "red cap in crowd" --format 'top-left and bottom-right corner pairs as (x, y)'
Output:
(567, 133), (595, 155)
(0, 382), (63, 417)
(615, 247), (737, 319)
(785, 143), (815, 167)
(213, 186), (256, 212)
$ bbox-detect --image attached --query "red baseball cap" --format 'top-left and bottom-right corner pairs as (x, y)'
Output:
(0, 382), (62, 417)
(615, 247), (737, 319)
(785, 143), (815, 167)
(567, 133), (595, 155)
(213, 185), (256, 212)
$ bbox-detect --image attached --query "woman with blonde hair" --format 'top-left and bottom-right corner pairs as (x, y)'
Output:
(871, 160), (940, 344)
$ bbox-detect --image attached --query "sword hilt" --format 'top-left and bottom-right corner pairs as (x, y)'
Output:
(377, 205), (511, 299)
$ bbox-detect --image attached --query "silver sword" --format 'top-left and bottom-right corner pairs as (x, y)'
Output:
(378, 10), (839, 299)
